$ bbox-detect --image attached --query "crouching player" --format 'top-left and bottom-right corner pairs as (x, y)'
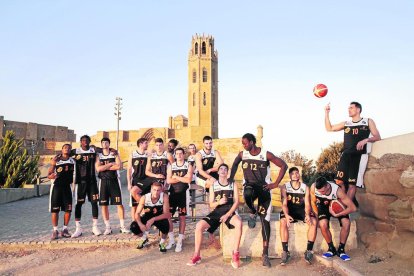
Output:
(130, 182), (171, 253)
(187, 164), (242, 268)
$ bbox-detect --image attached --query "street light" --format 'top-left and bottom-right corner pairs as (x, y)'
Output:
(114, 97), (123, 151)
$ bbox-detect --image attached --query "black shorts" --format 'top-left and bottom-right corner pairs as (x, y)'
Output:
(203, 210), (236, 234)
(130, 214), (169, 235)
(99, 178), (122, 206)
(169, 191), (187, 216)
(317, 206), (349, 224)
(76, 179), (99, 203)
(280, 208), (306, 222)
(243, 183), (272, 221)
(49, 182), (73, 213)
(130, 177), (153, 206)
(335, 150), (364, 186)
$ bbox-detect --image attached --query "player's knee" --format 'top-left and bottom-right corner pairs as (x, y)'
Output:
(280, 218), (287, 227)
(232, 216), (242, 228)
(243, 187), (254, 199)
(341, 218), (351, 228)
(319, 219), (329, 230)
(310, 217), (317, 226)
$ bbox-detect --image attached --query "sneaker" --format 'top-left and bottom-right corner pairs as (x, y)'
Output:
(166, 240), (176, 250)
(119, 226), (130, 234)
(187, 255), (201, 266)
(322, 251), (335, 259)
(136, 238), (149, 249)
(248, 213), (258, 229)
(262, 254), (271, 268)
(71, 228), (83, 238)
(231, 251), (240, 269)
(103, 227), (112, 235)
(159, 242), (167, 253)
(60, 228), (71, 238)
(92, 226), (101, 236)
(338, 252), (351, 261)
(304, 250), (314, 264)
(280, 251), (291, 266)
(51, 230), (59, 240)
(175, 242), (183, 253)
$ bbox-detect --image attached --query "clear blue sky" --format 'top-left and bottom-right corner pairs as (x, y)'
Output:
(1, 1), (413, 160)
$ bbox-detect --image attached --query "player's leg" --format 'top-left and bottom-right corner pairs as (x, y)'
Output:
(187, 217), (215, 266)
(49, 183), (60, 240)
(112, 178), (128, 233)
(175, 191), (187, 252)
(347, 153), (362, 207)
(279, 216), (290, 265)
(243, 185), (259, 228)
(335, 151), (351, 193)
(130, 185), (142, 221)
(87, 179), (100, 235)
(136, 215), (150, 249)
(304, 216), (317, 264)
(257, 188), (272, 268)
(337, 217), (351, 261)
(319, 218), (336, 258)
(167, 201), (177, 250)
(99, 179), (112, 235)
(229, 214), (242, 268)
(72, 181), (85, 237)
(155, 219), (170, 253)
(61, 186), (72, 238)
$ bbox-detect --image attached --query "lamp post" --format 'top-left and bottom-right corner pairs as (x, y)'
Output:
(114, 97), (123, 151)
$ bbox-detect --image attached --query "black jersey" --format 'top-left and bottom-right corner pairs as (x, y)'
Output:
(343, 118), (370, 153)
(285, 182), (307, 213)
(241, 148), (271, 185)
(71, 147), (96, 182)
(170, 161), (190, 193)
(54, 156), (76, 185)
(315, 182), (339, 211)
(212, 180), (234, 214)
(131, 150), (148, 183)
(196, 149), (218, 180)
(97, 152), (118, 180)
(150, 151), (169, 177)
(142, 192), (164, 218)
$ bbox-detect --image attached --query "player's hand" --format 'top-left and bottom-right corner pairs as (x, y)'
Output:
(127, 183), (132, 191)
(157, 174), (165, 179)
(285, 214), (294, 228)
(325, 103), (331, 113)
(218, 195), (228, 205)
(48, 173), (57, 180)
(329, 205), (340, 217)
(356, 139), (368, 151)
(305, 214), (311, 225)
(263, 183), (277, 191)
(145, 218), (154, 230)
(220, 213), (230, 223)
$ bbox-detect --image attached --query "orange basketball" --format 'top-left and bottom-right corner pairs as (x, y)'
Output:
(330, 199), (345, 215)
(313, 83), (328, 98)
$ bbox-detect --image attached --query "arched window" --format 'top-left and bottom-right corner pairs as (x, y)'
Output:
(203, 92), (206, 106)
(202, 68), (207, 82)
(194, 42), (198, 55)
(192, 70), (196, 83)
(202, 42), (206, 55)
(193, 92), (196, 106)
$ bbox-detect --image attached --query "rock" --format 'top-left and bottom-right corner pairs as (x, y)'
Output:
(388, 199), (413, 219)
(358, 193), (397, 221)
(374, 221), (396, 233)
(367, 156), (383, 169)
(356, 217), (375, 237)
(400, 166), (414, 188)
(364, 232), (390, 250)
(365, 169), (405, 196)
(393, 218), (414, 232)
(387, 232), (414, 259)
(379, 154), (414, 170)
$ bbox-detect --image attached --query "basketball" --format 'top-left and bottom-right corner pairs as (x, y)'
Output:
(330, 199), (345, 215)
(313, 83), (328, 98)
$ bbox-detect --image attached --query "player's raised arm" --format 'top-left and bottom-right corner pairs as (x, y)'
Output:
(325, 104), (345, 132)
(210, 150), (224, 173)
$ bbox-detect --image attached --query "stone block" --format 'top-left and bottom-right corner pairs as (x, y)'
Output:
(400, 166), (414, 189)
(393, 218), (414, 232)
(357, 193), (397, 221)
(365, 169), (405, 196)
(388, 199), (413, 219)
(220, 217), (357, 258)
(379, 153), (414, 170)
(363, 232), (390, 250)
(367, 156), (383, 169)
(374, 221), (396, 233)
(356, 217), (375, 237)
(387, 232), (414, 259)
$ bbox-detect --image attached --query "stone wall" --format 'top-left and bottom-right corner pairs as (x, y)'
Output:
(356, 132), (414, 260)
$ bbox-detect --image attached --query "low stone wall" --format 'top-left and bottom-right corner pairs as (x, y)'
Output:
(0, 184), (51, 205)
(356, 132), (414, 260)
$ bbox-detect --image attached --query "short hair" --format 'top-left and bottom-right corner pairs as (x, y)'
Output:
(169, 139), (178, 147)
(80, 135), (91, 142)
(315, 177), (328, 189)
(62, 143), (72, 149)
(101, 137), (110, 144)
(242, 133), (256, 144)
(137, 137), (148, 146)
(188, 143), (196, 150)
(154, 138), (164, 144)
(174, 147), (185, 155)
(350, 101), (362, 113)
(151, 181), (163, 188)
(218, 163), (229, 170)
(203, 136), (213, 142)
(289, 167), (299, 174)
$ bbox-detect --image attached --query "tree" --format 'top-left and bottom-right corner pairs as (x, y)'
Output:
(315, 141), (343, 181)
(279, 150), (316, 185)
(0, 131), (39, 188)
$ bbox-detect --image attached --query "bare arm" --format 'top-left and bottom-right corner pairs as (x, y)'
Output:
(47, 157), (57, 179)
(325, 104), (345, 132)
(95, 156), (113, 172)
(332, 188), (357, 217)
(210, 150), (224, 173)
(219, 182), (240, 222)
(127, 153), (133, 189)
(310, 184), (318, 215)
(136, 196), (146, 227)
(145, 156), (156, 177)
(304, 185), (312, 216)
(167, 153), (174, 164)
(356, 118), (381, 150)
(265, 151), (288, 190)
(109, 154), (121, 171)
(280, 185), (290, 217)
(153, 194), (171, 222)
(228, 151), (243, 182)
(196, 152), (211, 180)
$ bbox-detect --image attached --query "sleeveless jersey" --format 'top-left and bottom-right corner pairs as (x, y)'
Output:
(241, 148), (271, 185)
(150, 151), (169, 177)
(196, 149), (217, 180)
(71, 147), (96, 182)
(285, 182), (307, 213)
(212, 180), (234, 214)
(97, 152), (118, 180)
(54, 156), (76, 185)
(142, 192), (164, 218)
(315, 182), (339, 211)
(343, 118), (370, 153)
(131, 150), (148, 183)
(170, 161), (190, 193)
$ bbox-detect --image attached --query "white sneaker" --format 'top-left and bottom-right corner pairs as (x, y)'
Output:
(175, 242), (183, 252)
(166, 240), (175, 250)
(92, 226), (101, 236)
(120, 226), (130, 233)
(103, 227), (112, 235)
(71, 228), (82, 238)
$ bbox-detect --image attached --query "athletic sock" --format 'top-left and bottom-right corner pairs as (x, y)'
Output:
(120, 219), (125, 228)
(328, 242), (336, 253)
(75, 221), (81, 228)
(307, 241), (315, 251)
(62, 225), (68, 230)
(282, 242), (288, 252)
(178, 234), (184, 243)
(160, 238), (166, 244)
(104, 220), (111, 228)
(92, 219), (98, 227)
(53, 226), (58, 231)
(263, 245), (269, 256)
(142, 231), (148, 240)
(168, 232), (175, 242)
(338, 243), (346, 253)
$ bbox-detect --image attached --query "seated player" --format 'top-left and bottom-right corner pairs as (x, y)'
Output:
(279, 167), (317, 265)
(187, 164), (242, 268)
(130, 182), (171, 253)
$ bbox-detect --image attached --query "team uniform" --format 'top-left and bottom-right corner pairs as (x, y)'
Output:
(169, 161), (190, 216)
(315, 182), (349, 222)
(71, 147), (99, 204)
(280, 182), (309, 222)
(97, 152), (122, 206)
(130, 150), (150, 206)
(131, 193), (170, 235)
(148, 151), (169, 188)
(336, 118), (371, 188)
(187, 155), (197, 184)
(203, 180), (237, 233)
(196, 149), (218, 188)
(49, 156), (76, 213)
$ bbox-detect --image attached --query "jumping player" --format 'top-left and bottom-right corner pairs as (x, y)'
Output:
(229, 133), (288, 268)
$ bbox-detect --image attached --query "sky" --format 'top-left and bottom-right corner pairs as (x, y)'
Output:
(0, 1), (413, 161)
